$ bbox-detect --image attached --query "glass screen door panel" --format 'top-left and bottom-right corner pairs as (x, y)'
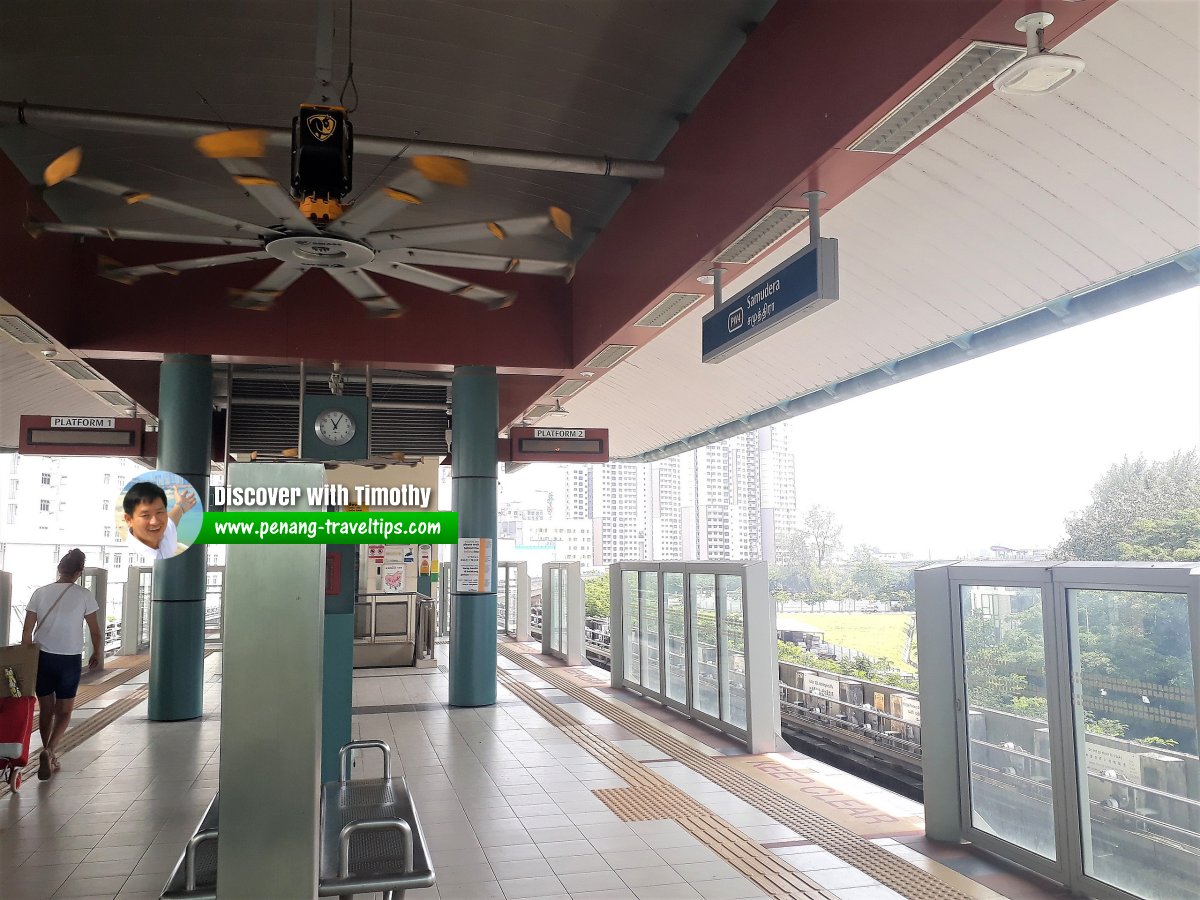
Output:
(718, 575), (746, 729)
(689, 574), (719, 718)
(1067, 588), (1198, 900)
(555, 568), (566, 653)
(664, 571), (687, 703)
(497, 568), (509, 632)
(640, 571), (661, 693)
(622, 571), (641, 686)
(549, 568), (564, 653)
(958, 585), (1057, 861)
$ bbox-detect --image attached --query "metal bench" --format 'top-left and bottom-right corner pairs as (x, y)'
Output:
(161, 793), (218, 900)
(160, 740), (434, 900)
(318, 740), (435, 899)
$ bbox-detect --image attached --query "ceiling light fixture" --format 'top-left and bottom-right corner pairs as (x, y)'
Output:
(993, 13), (1084, 96)
(548, 399), (569, 417)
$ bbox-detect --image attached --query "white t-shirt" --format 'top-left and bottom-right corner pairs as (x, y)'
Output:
(127, 517), (178, 559)
(28, 583), (99, 656)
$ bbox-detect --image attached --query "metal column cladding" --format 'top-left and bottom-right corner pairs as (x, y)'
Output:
(219, 463), (325, 899)
(449, 366), (498, 707)
(149, 353), (212, 722)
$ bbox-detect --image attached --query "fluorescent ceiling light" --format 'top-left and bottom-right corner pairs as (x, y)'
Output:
(51, 359), (101, 380)
(635, 292), (702, 328)
(850, 42), (1025, 154)
(0, 314), (52, 345)
(993, 13), (1084, 96)
(552, 379), (587, 398)
(587, 344), (635, 369)
(714, 207), (808, 264)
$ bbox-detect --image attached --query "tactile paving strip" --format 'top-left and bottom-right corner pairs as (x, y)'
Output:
(30, 653), (153, 731)
(499, 645), (972, 900)
(0, 685), (150, 797)
(498, 669), (835, 900)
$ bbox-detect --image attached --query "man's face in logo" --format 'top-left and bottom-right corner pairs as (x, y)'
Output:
(126, 498), (168, 549)
(307, 114), (337, 142)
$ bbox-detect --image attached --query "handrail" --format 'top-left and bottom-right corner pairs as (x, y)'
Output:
(338, 818), (413, 879)
(339, 740), (392, 783)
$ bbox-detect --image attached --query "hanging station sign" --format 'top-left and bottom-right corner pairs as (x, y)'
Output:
(508, 426), (609, 463)
(701, 237), (839, 364)
(19, 415), (145, 456)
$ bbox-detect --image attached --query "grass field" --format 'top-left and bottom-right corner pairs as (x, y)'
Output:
(778, 612), (915, 672)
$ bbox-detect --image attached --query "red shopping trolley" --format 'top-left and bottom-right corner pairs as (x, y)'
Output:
(0, 695), (36, 792)
(1, 645), (40, 793)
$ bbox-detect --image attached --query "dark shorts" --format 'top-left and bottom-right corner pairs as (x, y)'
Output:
(36, 651), (83, 700)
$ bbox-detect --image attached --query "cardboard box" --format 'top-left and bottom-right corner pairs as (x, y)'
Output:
(0, 644), (40, 698)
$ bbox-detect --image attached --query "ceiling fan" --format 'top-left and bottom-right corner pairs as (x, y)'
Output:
(28, 102), (575, 318)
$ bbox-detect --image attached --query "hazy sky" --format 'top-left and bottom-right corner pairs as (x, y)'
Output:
(501, 287), (1200, 559)
(786, 287), (1199, 557)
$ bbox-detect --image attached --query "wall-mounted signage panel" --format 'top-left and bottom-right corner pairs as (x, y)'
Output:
(19, 415), (145, 456)
(508, 427), (608, 463)
(701, 237), (838, 364)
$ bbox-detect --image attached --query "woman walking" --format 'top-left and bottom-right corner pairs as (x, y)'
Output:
(20, 549), (102, 779)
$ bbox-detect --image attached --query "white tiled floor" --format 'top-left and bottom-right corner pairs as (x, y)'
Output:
(1, 649), (927, 900)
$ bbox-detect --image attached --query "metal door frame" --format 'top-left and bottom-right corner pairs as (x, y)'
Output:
(937, 562), (1200, 900)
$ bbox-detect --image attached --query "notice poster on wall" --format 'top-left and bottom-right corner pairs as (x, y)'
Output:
(898, 696), (922, 725)
(382, 564), (406, 594)
(456, 538), (493, 592)
(368, 545), (385, 563)
(873, 692), (887, 712)
(804, 673), (839, 702)
(418, 544), (432, 576)
(1085, 743), (1142, 782)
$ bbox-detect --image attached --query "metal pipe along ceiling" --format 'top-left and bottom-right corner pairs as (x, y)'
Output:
(0, 101), (665, 180)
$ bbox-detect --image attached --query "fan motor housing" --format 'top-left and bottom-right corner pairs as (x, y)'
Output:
(291, 104), (353, 202)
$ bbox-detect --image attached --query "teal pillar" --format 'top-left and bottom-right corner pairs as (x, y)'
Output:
(149, 353), (212, 721)
(322, 544), (355, 782)
(449, 366), (498, 707)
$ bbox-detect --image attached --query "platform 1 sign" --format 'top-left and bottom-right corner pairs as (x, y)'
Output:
(19, 415), (144, 456)
(701, 238), (838, 364)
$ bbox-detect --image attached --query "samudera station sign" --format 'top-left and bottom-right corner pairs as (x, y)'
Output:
(701, 237), (838, 363)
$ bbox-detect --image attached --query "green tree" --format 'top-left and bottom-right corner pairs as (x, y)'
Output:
(1117, 509), (1200, 561)
(1056, 451), (1200, 560)
(584, 573), (610, 618)
(802, 505), (843, 569)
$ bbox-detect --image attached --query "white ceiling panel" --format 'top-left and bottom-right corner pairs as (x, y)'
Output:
(559, 0), (1200, 458)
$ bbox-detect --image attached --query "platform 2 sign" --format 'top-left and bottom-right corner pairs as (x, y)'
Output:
(508, 426), (608, 463)
(701, 238), (838, 364)
(19, 415), (145, 456)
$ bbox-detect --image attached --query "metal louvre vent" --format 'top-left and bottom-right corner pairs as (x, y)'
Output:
(587, 344), (636, 368)
(232, 378), (300, 401)
(229, 403), (300, 454)
(527, 403), (555, 419)
(849, 41), (1025, 154)
(635, 293), (703, 328)
(371, 382), (448, 405)
(0, 314), (52, 345)
(371, 408), (449, 456)
(51, 359), (101, 380)
(552, 380), (588, 398)
(714, 208), (808, 265)
(96, 390), (131, 406)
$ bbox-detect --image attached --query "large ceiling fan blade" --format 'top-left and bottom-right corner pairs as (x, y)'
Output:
(41, 147), (276, 239)
(365, 260), (515, 311)
(324, 268), (407, 318)
(365, 207), (572, 252)
(332, 156), (470, 239)
(228, 262), (306, 311)
(100, 250), (271, 284)
(195, 132), (320, 235)
(376, 246), (573, 278)
(27, 222), (262, 248)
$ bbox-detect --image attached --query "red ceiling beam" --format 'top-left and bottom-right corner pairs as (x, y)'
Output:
(569, 0), (1115, 367)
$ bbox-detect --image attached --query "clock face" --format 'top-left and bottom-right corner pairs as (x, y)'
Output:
(314, 408), (357, 446)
